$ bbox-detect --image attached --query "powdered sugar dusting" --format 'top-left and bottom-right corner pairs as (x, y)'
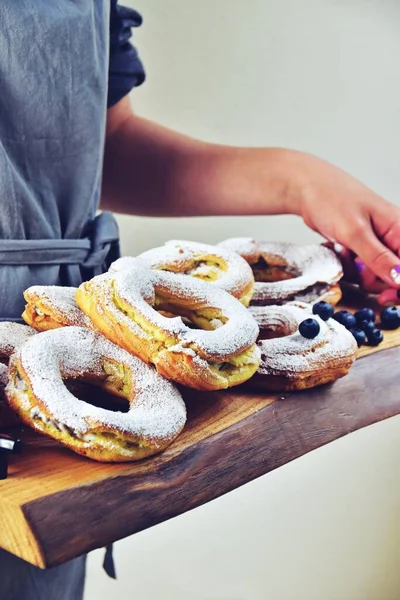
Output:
(0, 322), (36, 357)
(113, 265), (259, 360)
(10, 327), (186, 442)
(81, 272), (154, 342)
(250, 302), (357, 376)
(168, 344), (197, 357)
(219, 238), (342, 303)
(110, 239), (254, 300)
(25, 286), (92, 328)
(109, 256), (143, 272)
(218, 237), (260, 263)
(0, 363), (8, 389)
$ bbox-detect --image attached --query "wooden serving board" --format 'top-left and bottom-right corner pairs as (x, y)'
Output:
(1, 295), (400, 569)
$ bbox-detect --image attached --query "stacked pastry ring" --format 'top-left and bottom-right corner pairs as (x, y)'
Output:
(249, 302), (357, 391)
(23, 286), (92, 330)
(6, 237), (358, 464)
(0, 322), (36, 391)
(110, 239), (255, 306)
(219, 238), (343, 306)
(76, 265), (261, 391)
(0, 322), (36, 426)
(6, 326), (187, 462)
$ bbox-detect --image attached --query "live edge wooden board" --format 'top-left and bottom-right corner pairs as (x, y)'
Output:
(1, 292), (400, 569)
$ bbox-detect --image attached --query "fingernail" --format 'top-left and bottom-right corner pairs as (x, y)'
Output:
(355, 259), (365, 273)
(390, 266), (400, 284)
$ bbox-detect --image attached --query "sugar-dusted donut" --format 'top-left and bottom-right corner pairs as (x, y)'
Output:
(0, 321), (36, 390)
(110, 240), (255, 306)
(0, 322), (36, 359)
(22, 286), (91, 331)
(249, 302), (357, 391)
(6, 327), (187, 462)
(218, 238), (342, 306)
(0, 322), (36, 426)
(76, 265), (261, 391)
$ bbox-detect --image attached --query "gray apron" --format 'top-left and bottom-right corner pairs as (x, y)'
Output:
(0, 0), (120, 322)
(0, 1), (119, 598)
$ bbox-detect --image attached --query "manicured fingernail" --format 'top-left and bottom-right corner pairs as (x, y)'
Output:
(355, 259), (365, 273)
(333, 242), (344, 254)
(390, 266), (400, 284)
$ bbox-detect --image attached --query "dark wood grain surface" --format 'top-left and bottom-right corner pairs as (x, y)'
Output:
(1, 301), (399, 568)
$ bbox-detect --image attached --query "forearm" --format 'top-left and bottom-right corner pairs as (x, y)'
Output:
(101, 107), (302, 217)
(102, 100), (400, 296)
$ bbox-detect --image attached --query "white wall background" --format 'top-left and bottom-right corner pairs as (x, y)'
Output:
(86, 1), (400, 598)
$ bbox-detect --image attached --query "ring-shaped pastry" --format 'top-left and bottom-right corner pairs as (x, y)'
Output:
(76, 266), (261, 391)
(218, 238), (342, 306)
(110, 240), (255, 306)
(6, 327), (187, 462)
(23, 286), (91, 330)
(0, 322), (36, 425)
(0, 322), (36, 390)
(0, 322), (36, 357)
(249, 302), (357, 391)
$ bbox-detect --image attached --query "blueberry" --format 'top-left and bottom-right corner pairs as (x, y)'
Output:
(312, 301), (334, 321)
(299, 318), (320, 339)
(343, 314), (357, 329)
(380, 306), (400, 330)
(367, 328), (384, 346)
(349, 328), (367, 347)
(354, 308), (376, 324)
(332, 310), (349, 324)
(333, 310), (357, 330)
(359, 320), (376, 334)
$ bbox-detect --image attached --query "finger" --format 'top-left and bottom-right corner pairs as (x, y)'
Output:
(378, 288), (400, 306)
(324, 240), (389, 293)
(323, 241), (386, 292)
(381, 220), (400, 255)
(347, 222), (400, 287)
(371, 204), (400, 254)
(355, 261), (388, 294)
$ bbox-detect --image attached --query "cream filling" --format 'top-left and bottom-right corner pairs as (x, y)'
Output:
(186, 262), (221, 281)
(12, 374), (144, 453)
(121, 293), (257, 381)
(28, 405), (96, 440)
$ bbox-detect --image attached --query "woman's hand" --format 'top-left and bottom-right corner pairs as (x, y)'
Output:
(325, 243), (396, 304)
(292, 152), (400, 301)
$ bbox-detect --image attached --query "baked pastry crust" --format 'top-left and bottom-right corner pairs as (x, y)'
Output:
(6, 326), (187, 462)
(76, 265), (261, 391)
(249, 302), (357, 391)
(0, 321), (36, 395)
(110, 239), (255, 306)
(219, 238), (343, 306)
(23, 286), (91, 331)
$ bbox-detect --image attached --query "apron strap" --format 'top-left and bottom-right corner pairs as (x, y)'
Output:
(103, 544), (117, 579)
(0, 212), (120, 273)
